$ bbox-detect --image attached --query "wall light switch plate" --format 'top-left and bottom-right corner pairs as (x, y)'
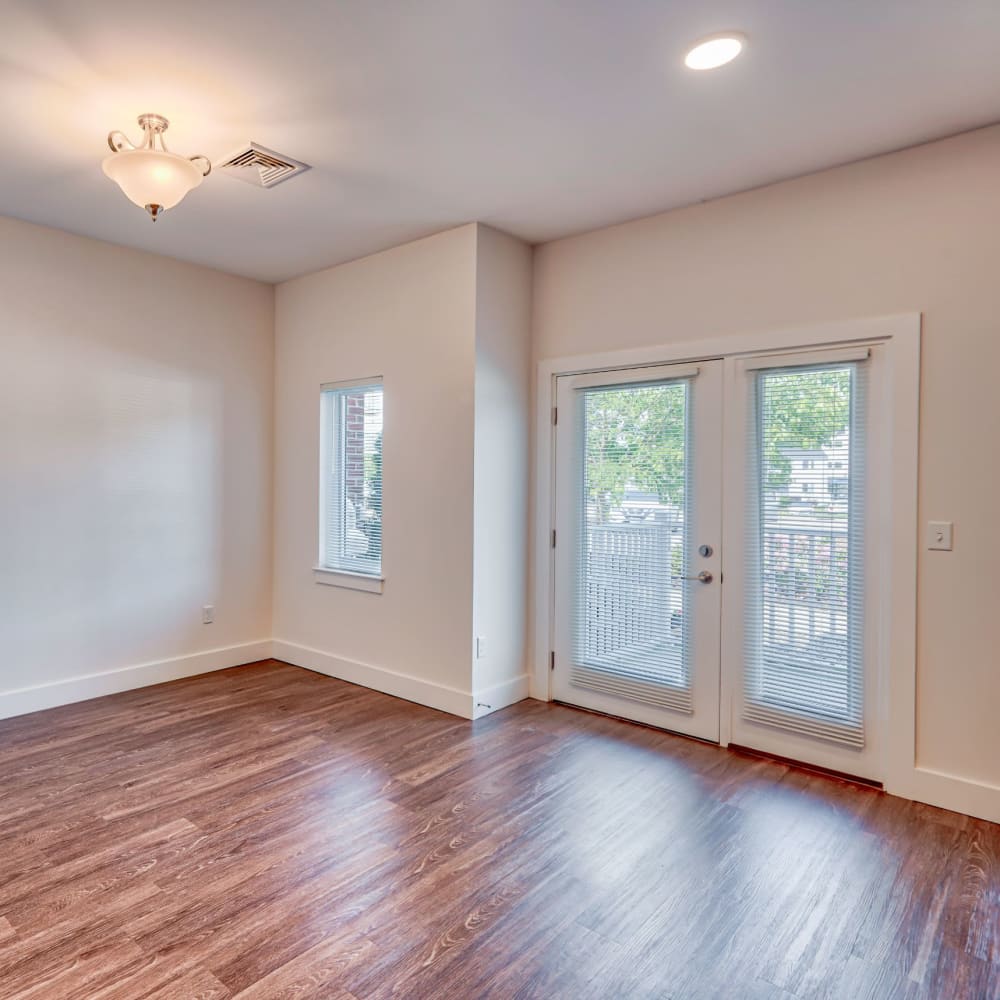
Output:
(927, 521), (953, 551)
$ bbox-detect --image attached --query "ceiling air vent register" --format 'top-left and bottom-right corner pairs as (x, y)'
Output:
(217, 143), (310, 189)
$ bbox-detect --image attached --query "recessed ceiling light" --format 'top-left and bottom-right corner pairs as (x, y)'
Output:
(684, 33), (746, 71)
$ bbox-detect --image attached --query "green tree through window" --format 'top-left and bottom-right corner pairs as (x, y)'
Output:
(584, 369), (850, 523)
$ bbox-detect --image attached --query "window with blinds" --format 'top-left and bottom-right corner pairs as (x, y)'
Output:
(319, 379), (384, 577)
(571, 378), (694, 714)
(744, 360), (867, 747)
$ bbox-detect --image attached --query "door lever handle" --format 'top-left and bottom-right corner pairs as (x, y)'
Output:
(673, 571), (713, 584)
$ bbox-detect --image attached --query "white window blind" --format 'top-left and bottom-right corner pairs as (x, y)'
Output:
(319, 379), (383, 577)
(571, 378), (693, 714)
(744, 360), (867, 747)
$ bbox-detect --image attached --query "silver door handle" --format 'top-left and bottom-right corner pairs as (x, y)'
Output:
(673, 571), (713, 584)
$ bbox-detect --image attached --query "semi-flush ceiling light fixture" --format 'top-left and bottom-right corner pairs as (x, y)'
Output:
(102, 114), (211, 221)
(684, 32), (746, 70)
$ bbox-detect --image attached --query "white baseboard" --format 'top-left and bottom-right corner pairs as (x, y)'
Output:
(272, 639), (476, 719)
(473, 673), (531, 719)
(0, 640), (273, 721)
(890, 767), (1000, 826)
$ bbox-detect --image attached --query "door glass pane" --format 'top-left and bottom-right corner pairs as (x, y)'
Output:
(571, 380), (692, 712)
(745, 363), (866, 746)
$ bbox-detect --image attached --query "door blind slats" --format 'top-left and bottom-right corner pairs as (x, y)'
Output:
(743, 361), (867, 749)
(571, 378), (694, 715)
(568, 663), (693, 713)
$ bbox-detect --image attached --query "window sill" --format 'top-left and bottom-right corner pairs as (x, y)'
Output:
(313, 567), (384, 594)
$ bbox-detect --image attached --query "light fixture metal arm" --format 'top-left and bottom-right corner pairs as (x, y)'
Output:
(107, 130), (135, 153)
(188, 155), (212, 177)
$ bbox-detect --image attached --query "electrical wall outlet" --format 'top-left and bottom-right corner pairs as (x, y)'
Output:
(202, 605), (215, 624)
(475, 636), (487, 659)
(927, 521), (954, 551)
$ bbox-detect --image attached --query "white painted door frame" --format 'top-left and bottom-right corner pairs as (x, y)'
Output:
(530, 314), (989, 817)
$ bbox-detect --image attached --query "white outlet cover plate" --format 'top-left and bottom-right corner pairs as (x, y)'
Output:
(927, 521), (953, 551)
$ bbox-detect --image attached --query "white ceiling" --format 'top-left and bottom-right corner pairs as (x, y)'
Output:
(2, 0), (999, 283)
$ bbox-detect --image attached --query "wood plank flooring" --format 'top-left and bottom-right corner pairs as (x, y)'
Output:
(0, 660), (997, 999)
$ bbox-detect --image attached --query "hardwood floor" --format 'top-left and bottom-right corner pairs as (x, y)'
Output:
(0, 660), (997, 999)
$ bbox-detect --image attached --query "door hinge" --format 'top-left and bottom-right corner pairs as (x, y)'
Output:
(550, 651), (555, 671)
(551, 529), (557, 548)
(552, 406), (558, 425)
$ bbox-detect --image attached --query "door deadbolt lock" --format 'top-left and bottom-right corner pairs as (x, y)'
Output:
(698, 544), (714, 558)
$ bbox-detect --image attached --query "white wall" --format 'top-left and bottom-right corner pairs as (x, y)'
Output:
(1, 217), (532, 724)
(272, 225), (480, 714)
(532, 125), (1000, 800)
(472, 226), (533, 713)
(273, 224), (533, 718)
(0, 216), (274, 716)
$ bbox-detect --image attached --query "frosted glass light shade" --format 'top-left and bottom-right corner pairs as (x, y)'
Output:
(102, 149), (204, 212)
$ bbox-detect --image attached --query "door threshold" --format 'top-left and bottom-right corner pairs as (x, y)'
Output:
(552, 700), (720, 746)
(727, 743), (883, 790)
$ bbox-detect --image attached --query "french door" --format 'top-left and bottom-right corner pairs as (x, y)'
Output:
(551, 346), (883, 780)
(722, 346), (882, 779)
(552, 361), (724, 742)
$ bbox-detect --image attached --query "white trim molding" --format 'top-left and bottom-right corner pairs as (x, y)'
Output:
(313, 566), (385, 594)
(0, 638), (529, 729)
(272, 638), (477, 719)
(0, 640), (273, 721)
(473, 673), (532, 720)
(898, 768), (1000, 826)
